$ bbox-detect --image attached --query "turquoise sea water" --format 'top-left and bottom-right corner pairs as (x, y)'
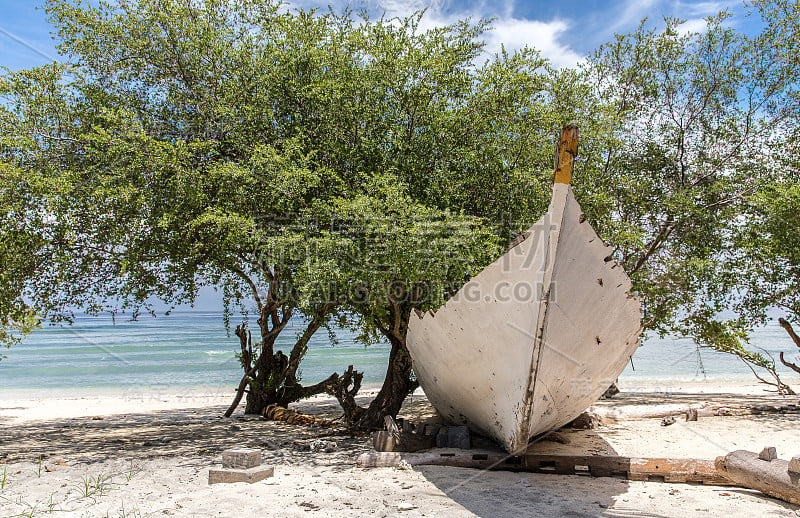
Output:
(1, 311), (798, 399)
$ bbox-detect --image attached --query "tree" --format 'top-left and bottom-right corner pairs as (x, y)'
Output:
(720, 0), (800, 392)
(561, 13), (796, 391)
(0, 163), (42, 358)
(1, 0), (373, 413)
(688, 0), (800, 394)
(0, 1), (545, 422)
(730, 180), (800, 391)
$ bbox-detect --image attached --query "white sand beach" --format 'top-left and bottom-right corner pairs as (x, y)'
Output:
(0, 384), (798, 517)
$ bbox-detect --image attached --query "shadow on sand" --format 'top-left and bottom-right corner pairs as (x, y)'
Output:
(1, 391), (798, 516)
(410, 425), (644, 517)
(410, 391), (800, 517)
(0, 400), (365, 465)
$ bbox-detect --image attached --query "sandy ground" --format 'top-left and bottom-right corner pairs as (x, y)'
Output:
(0, 386), (798, 517)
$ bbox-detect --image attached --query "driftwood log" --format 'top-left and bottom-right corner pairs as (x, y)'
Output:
(263, 404), (335, 428)
(592, 402), (800, 420)
(715, 450), (800, 505)
(357, 451), (730, 485)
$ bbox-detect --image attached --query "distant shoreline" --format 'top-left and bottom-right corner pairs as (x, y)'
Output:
(4, 311), (797, 403)
(0, 378), (790, 414)
(0, 382), (387, 403)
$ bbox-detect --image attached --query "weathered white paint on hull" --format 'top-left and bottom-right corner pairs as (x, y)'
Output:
(519, 188), (641, 450)
(407, 183), (642, 454)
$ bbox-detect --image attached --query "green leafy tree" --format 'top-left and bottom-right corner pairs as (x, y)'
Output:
(730, 180), (800, 391)
(1, 0), (373, 413)
(721, 0), (800, 392)
(0, 1), (537, 422)
(565, 13), (796, 391)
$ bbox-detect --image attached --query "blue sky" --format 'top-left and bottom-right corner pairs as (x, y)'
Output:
(1, 0), (762, 72)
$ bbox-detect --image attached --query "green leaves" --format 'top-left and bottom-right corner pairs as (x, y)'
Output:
(0, 163), (44, 353)
(1, 0), (796, 394)
(1, 2), (522, 345)
(731, 180), (800, 325)
(575, 14), (781, 339)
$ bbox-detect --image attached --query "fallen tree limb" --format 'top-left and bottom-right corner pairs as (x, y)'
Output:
(591, 402), (800, 420)
(263, 404), (336, 428)
(716, 450), (800, 505)
(590, 403), (716, 420)
(357, 451), (730, 485)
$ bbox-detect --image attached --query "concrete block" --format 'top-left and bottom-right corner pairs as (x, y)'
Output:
(434, 426), (471, 449)
(759, 446), (777, 461)
(209, 465), (274, 484)
(447, 426), (470, 449)
(221, 448), (261, 469)
(788, 456), (800, 474)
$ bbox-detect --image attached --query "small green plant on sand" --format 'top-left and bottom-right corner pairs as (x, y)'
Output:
(0, 494), (40, 517)
(45, 493), (59, 514)
(113, 501), (143, 518)
(18, 501), (40, 517)
(124, 461), (142, 482)
(76, 473), (111, 500)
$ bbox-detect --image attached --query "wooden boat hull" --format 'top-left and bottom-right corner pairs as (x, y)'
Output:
(406, 128), (642, 453)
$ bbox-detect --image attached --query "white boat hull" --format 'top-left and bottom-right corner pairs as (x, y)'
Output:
(406, 134), (642, 453)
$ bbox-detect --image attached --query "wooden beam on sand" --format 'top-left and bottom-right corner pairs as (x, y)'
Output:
(716, 450), (800, 505)
(592, 402), (800, 420)
(357, 451), (731, 486)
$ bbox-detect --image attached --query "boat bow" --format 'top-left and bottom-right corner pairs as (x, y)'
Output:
(407, 126), (642, 453)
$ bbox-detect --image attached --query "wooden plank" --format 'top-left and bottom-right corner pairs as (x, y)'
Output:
(357, 452), (730, 486)
(716, 450), (800, 505)
(592, 402), (800, 420)
(553, 125), (579, 184)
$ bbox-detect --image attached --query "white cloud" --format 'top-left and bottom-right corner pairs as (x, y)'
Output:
(361, 0), (584, 68)
(607, 0), (733, 34)
(610, 0), (660, 32)
(484, 18), (583, 68)
(677, 17), (709, 34)
(275, 0), (747, 69)
(674, 1), (730, 17)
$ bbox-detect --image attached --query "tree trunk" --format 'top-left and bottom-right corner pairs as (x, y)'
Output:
(716, 450), (800, 505)
(240, 347), (339, 415)
(778, 318), (800, 377)
(224, 325), (254, 417)
(225, 306), (339, 416)
(243, 334), (282, 414)
(332, 328), (419, 430)
(354, 332), (418, 428)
